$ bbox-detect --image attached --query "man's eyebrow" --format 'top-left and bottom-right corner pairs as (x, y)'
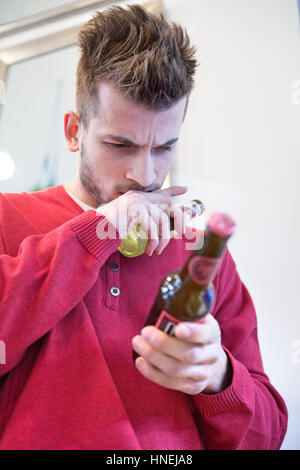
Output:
(102, 134), (179, 147)
(160, 138), (179, 147)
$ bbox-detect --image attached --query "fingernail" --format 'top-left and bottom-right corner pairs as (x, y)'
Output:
(141, 327), (153, 343)
(145, 247), (152, 256)
(132, 336), (140, 348)
(136, 357), (145, 369)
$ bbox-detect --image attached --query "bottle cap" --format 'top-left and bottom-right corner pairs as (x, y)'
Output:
(191, 200), (205, 215)
(207, 212), (236, 237)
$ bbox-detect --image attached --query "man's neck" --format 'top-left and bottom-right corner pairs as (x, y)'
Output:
(64, 178), (98, 209)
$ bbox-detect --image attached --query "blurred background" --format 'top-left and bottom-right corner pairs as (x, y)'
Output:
(0, 0), (299, 449)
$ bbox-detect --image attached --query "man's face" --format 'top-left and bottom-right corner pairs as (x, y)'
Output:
(77, 83), (186, 207)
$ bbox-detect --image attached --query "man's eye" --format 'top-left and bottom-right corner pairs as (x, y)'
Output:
(108, 143), (126, 148)
(156, 146), (172, 152)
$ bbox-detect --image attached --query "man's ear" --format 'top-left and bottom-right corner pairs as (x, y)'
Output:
(64, 111), (81, 152)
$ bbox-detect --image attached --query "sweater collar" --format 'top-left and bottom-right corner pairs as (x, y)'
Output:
(64, 189), (95, 212)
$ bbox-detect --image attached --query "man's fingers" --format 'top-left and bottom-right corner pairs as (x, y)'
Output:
(132, 336), (210, 381)
(132, 313), (225, 395)
(169, 204), (186, 237)
(139, 213), (159, 255)
(137, 326), (190, 361)
(134, 356), (205, 395)
(133, 331), (218, 366)
(160, 186), (188, 197)
(149, 186), (187, 205)
(174, 314), (220, 345)
(153, 210), (171, 255)
(97, 186), (188, 239)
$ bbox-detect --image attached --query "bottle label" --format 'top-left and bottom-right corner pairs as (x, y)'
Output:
(155, 310), (180, 336)
(155, 310), (204, 337)
(188, 256), (220, 285)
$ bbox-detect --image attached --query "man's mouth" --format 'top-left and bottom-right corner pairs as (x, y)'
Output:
(117, 188), (156, 196)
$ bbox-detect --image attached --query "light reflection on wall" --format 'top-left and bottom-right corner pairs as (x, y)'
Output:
(0, 152), (15, 180)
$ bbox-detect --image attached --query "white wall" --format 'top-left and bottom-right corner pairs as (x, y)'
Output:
(164, 0), (300, 450)
(0, 0), (76, 25)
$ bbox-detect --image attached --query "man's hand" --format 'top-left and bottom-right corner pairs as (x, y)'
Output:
(132, 314), (232, 395)
(96, 186), (187, 256)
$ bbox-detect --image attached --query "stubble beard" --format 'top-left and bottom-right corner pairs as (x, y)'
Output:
(79, 141), (109, 207)
(79, 140), (163, 207)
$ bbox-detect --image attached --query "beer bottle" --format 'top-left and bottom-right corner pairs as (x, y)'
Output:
(118, 199), (205, 258)
(134, 212), (235, 356)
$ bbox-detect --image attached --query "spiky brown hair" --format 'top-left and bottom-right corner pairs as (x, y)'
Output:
(76, 4), (197, 127)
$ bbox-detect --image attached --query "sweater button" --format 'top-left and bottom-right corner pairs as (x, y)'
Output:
(109, 262), (119, 271)
(110, 287), (120, 296)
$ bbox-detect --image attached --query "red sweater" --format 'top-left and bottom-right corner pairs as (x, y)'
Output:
(0, 185), (287, 450)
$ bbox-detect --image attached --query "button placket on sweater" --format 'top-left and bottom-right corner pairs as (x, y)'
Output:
(104, 252), (121, 310)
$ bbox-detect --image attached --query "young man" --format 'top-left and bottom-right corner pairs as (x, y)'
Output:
(0, 5), (287, 450)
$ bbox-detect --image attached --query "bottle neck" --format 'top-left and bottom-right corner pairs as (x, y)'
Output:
(169, 200), (204, 232)
(180, 228), (229, 286)
(197, 228), (229, 258)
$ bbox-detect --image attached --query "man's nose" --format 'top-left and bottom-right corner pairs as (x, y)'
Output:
(126, 151), (156, 188)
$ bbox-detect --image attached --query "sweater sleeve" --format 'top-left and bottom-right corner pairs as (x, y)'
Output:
(0, 209), (120, 378)
(191, 249), (288, 450)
